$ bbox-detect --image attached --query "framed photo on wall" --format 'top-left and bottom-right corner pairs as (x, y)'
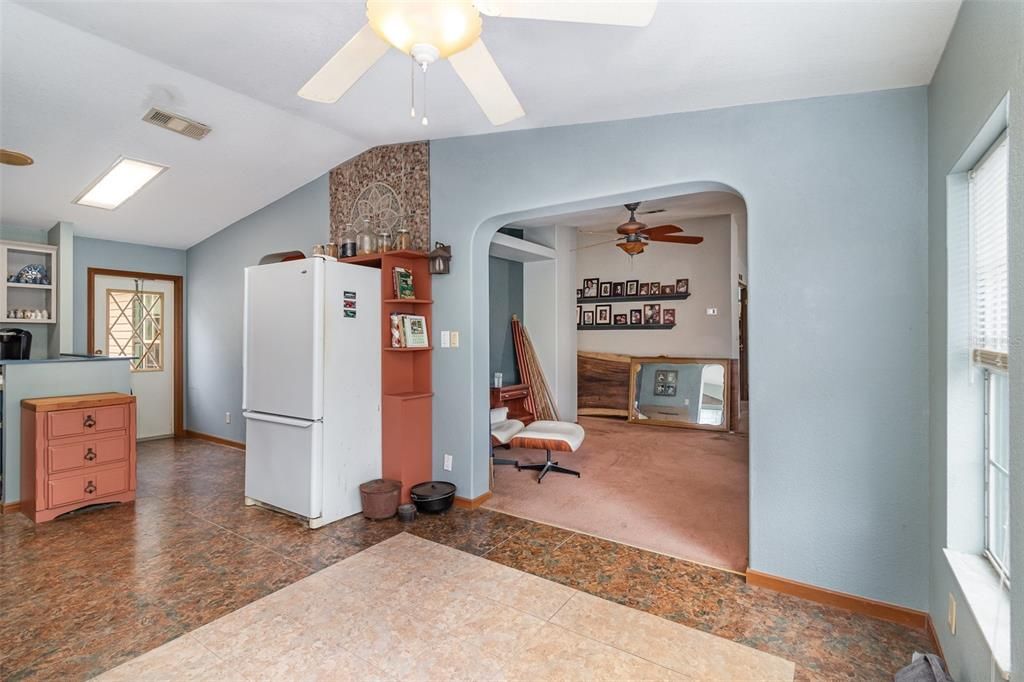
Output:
(577, 305), (582, 325)
(638, 283), (650, 296)
(613, 313), (628, 325)
(662, 283), (675, 294)
(676, 278), (689, 294)
(630, 309), (642, 325)
(595, 304), (612, 325)
(576, 288), (583, 299)
(626, 280), (639, 296)
(649, 283), (661, 296)
(582, 278), (598, 298)
(583, 309), (595, 326)
(599, 281), (612, 298)
(663, 308), (676, 325)
(643, 303), (661, 324)
(612, 282), (625, 297)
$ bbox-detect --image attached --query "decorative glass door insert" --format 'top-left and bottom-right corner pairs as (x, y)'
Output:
(106, 288), (164, 372)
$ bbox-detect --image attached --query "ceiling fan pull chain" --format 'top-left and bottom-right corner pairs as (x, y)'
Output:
(421, 62), (429, 126)
(409, 56), (416, 118)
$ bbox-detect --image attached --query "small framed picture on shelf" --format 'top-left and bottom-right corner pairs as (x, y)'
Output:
(630, 309), (642, 325)
(576, 288), (583, 299)
(663, 308), (676, 325)
(582, 309), (595, 326)
(638, 282), (650, 296)
(595, 304), (612, 325)
(643, 303), (661, 324)
(662, 283), (675, 294)
(613, 313), (628, 325)
(612, 282), (625, 297)
(599, 281), (612, 298)
(676, 278), (689, 294)
(582, 278), (598, 298)
(626, 280), (639, 296)
(577, 305), (582, 325)
(649, 282), (661, 296)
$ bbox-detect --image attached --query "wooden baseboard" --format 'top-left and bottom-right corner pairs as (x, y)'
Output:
(746, 569), (928, 630)
(454, 491), (492, 509)
(183, 430), (245, 451)
(1, 501), (22, 515)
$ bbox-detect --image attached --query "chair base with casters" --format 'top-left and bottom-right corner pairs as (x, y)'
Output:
(515, 449), (580, 483)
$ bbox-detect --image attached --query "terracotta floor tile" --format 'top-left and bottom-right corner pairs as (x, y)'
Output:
(1, 438), (936, 681)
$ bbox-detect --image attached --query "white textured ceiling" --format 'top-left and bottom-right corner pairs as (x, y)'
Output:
(1, 1), (960, 248)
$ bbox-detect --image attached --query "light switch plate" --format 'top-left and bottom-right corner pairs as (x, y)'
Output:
(443, 454), (453, 471)
(450, 331), (460, 347)
(947, 593), (956, 634)
(440, 330), (451, 348)
(706, 307), (719, 316)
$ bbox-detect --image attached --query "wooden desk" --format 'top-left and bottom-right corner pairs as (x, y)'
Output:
(490, 383), (534, 425)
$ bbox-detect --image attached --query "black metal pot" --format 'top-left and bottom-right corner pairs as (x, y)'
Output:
(409, 481), (456, 513)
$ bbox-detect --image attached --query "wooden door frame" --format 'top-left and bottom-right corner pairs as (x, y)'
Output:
(87, 268), (184, 437)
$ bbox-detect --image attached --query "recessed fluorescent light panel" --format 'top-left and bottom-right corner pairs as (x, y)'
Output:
(74, 157), (168, 210)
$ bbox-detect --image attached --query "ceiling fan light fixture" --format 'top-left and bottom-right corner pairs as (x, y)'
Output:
(366, 0), (482, 58)
(617, 240), (646, 256)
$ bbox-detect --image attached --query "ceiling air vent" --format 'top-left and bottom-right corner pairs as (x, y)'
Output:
(142, 107), (211, 140)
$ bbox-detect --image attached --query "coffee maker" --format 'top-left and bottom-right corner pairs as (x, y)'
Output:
(0, 328), (32, 360)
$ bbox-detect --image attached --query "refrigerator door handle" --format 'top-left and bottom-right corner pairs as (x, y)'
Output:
(242, 411), (316, 428)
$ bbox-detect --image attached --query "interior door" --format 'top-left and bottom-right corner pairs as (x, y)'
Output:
(92, 275), (174, 439)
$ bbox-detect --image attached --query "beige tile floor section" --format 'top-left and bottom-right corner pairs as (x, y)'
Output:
(95, 533), (795, 681)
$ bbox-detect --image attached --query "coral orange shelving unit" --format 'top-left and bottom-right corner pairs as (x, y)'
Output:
(341, 250), (432, 504)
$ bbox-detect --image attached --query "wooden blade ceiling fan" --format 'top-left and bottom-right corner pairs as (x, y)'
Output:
(579, 202), (704, 256)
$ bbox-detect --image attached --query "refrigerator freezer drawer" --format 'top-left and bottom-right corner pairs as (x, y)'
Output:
(243, 412), (323, 520)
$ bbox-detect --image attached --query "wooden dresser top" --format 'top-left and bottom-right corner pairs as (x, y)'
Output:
(22, 392), (135, 412)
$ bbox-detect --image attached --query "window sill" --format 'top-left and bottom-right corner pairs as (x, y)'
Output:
(944, 549), (1011, 680)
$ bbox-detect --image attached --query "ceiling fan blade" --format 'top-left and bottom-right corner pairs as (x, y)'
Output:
(448, 38), (525, 126)
(478, 1), (657, 27)
(298, 24), (390, 103)
(640, 224), (703, 244)
(571, 236), (622, 251)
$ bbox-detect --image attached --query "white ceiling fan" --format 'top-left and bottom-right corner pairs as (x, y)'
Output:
(298, 1), (657, 126)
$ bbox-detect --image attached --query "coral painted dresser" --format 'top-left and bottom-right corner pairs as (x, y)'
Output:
(20, 392), (137, 523)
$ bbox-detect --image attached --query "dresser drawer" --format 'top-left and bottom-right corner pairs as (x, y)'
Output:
(47, 405), (129, 439)
(48, 436), (129, 474)
(48, 465), (130, 508)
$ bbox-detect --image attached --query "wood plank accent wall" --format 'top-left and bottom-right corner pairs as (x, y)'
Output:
(577, 352), (632, 417)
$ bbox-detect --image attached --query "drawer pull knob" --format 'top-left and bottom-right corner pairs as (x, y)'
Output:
(85, 481), (96, 494)
(84, 415), (96, 428)
(84, 448), (97, 461)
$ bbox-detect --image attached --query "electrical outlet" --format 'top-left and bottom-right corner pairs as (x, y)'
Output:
(443, 453), (453, 471)
(440, 330), (451, 348)
(225, 412), (231, 424)
(947, 593), (956, 635)
(706, 307), (719, 316)
(683, 398), (690, 406)
(450, 331), (460, 348)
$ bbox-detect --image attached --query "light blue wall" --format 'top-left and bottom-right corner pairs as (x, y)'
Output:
(431, 87), (930, 609)
(927, 1), (1023, 678)
(488, 256), (523, 384)
(185, 174), (329, 441)
(72, 236), (187, 354)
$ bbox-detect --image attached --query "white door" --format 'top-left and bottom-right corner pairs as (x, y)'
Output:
(92, 275), (175, 439)
(243, 259), (324, 420)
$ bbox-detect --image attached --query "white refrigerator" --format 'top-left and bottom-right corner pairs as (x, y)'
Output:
(242, 257), (381, 528)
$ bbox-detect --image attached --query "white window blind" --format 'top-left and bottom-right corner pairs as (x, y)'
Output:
(969, 134), (1009, 370)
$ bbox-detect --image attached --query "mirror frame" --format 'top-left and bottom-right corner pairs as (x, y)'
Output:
(627, 356), (731, 431)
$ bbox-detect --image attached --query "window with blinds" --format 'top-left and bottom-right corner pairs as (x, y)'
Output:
(969, 133), (1009, 370)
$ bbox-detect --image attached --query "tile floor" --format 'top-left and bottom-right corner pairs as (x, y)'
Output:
(97, 533), (795, 681)
(0, 438), (935, 681)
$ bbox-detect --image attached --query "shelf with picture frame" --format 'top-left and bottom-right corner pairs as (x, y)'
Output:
(577, 323), (675, 331)
(577, 276), (691, 305)
(576, 293), (690, 304)
(1, 239), (58, 325)
(578, 299), (678, 330)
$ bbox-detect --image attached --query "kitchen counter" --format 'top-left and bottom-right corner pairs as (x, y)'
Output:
(1, 356), (132, 508)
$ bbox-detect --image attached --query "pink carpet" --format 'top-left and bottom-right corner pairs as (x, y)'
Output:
(485, 416), (749, 572)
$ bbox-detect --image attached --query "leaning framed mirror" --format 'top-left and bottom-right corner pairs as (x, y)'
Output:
(627, 357), (731, 431)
